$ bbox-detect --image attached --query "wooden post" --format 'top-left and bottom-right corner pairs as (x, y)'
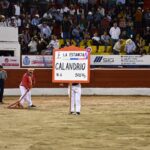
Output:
(69, 83), (72, 113)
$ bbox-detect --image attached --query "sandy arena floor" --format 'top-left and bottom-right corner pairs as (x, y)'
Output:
(0, 96), (150, 150)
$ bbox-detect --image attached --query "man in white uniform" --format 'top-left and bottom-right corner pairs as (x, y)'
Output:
(69, 83), (81, 115)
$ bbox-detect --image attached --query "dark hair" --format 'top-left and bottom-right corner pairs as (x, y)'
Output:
(0, 65), (3, 68)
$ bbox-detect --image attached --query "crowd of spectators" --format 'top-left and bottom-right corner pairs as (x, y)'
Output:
(0, 0), (149, 55)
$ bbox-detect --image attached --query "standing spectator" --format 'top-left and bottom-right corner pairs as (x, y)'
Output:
(0, 65), (7, 104)
(124, 39), (136, 54)
(143, 26), (150, 46)
(28, 36), (39, 54)
(61, 16), (72, 42)
(134, 7), (143, 34)
(0, 0), (10, 16)
(109, 22), (121, 46)
(143, 8), (150, 27)
(19, 68), (36, 108)
(72, 25), (82, 46)
(31, 14), (40, 26)
(38, 22), (52, 39)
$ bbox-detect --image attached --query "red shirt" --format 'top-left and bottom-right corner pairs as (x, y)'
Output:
(20, 72), (35, 89)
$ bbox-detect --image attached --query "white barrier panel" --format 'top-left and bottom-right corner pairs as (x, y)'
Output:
(22, 55), (53, 67)
(4, 88), (150, 96)
(0, 27), (18, 42)
(0, 57), (20, 68)
(91, 55), (150, 66)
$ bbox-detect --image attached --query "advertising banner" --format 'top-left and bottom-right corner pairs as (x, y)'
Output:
(22, 55), (53, 67)
(91, 55), (121, 66)
(91, 55), (150, 67)
(0, 57), (20, 68)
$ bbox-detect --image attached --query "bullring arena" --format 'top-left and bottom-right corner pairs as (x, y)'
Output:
(0, 68), (150, 150)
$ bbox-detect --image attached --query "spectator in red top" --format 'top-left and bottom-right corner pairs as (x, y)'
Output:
(19, 68), (36, 108)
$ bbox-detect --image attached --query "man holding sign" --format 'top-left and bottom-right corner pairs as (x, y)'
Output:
(53, 46), (90, 115)
(69, 83), (81, 115)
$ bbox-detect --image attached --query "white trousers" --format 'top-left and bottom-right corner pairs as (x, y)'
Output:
(19, 86), (32, 106)
(69, 84), (81, 113)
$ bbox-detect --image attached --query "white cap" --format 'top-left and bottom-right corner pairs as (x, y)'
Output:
(126, 39), (132, 44)
(88, 11), (92, 15)
(35, 14), (39, 17)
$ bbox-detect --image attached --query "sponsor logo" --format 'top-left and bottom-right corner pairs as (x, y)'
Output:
(86, 47), (92, 53)
(23, 56), (30, 65)
(94, 56), (103, 63)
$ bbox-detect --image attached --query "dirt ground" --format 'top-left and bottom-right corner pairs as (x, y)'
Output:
(0, 96), (150, 150)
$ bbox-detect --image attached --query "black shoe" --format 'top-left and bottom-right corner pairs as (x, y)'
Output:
(30, 104), (36, 108)
(69, 112), (76, 115)
(76, 112), (80, 115)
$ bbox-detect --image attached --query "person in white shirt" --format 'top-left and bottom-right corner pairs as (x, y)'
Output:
(28, 36), (38, 54)
(14, 2), (21, 16)
(109, 22), (121, 45)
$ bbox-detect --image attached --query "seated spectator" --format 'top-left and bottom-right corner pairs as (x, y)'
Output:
(101, 31), (111, 52)
(8, 16), (17, 27)
(113, 39), (124, 55)
(135, 34), (146, 54)
(92, 32), (101, 53)
(124, 39), (136, 55)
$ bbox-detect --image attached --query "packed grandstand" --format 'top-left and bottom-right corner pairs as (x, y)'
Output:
(0, 0), (149, 57)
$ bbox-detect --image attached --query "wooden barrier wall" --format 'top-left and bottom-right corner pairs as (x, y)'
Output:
(5, 69), (150, 88)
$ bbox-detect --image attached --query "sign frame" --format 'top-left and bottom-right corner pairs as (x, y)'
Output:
(52, 48), (90, 83)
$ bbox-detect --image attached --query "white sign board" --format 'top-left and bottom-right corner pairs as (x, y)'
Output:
(53, 50), (90, 83)
(0, 57), (20, 68)
(22, 55), (53, 67)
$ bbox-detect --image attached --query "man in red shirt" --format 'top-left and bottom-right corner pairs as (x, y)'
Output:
(19, 68), (36, 108)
